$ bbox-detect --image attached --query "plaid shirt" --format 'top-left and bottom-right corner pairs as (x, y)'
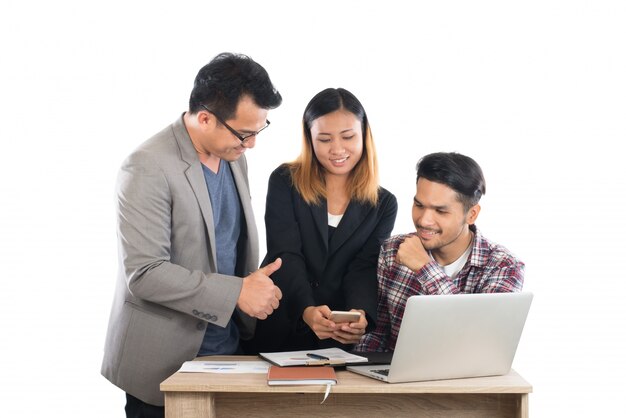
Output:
(355, 227), (525, 352)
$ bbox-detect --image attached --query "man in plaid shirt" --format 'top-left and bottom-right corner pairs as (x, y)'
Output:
(356, 152), (524, 352)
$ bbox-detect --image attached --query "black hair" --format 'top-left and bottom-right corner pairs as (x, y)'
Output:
(188, 52), (282, 119)
(290, 87), (379, 205)
(416, 152), (486, 212)
(302, 87), (369, 140)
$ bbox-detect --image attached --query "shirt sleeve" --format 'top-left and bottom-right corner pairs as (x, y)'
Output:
(414, 261), (460, 294)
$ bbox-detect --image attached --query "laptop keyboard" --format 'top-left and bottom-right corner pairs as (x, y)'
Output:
(371, 368), (390, 376)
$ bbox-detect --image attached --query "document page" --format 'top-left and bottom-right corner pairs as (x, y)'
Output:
(260, 347), (368, 367)
(178, 360), (270, 373)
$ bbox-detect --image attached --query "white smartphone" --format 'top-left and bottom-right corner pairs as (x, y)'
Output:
(329, 311), (362, 323)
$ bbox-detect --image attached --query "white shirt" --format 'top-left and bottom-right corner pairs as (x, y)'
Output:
(327, 213), (343, 228)
(433, 238), (473, 280)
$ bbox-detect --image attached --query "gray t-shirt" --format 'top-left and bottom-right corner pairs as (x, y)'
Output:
(197, 160), (241, 355)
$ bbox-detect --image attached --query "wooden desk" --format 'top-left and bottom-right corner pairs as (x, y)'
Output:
(161, 356), (532, 418)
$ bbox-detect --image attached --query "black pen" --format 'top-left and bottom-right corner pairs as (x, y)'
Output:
(306, 353), (330, 361)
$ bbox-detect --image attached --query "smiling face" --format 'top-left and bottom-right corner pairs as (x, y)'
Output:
(309, 109), (363, 178)
(412, 177), (480, 260)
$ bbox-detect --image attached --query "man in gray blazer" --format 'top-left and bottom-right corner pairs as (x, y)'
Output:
(101, 53), (283, 417)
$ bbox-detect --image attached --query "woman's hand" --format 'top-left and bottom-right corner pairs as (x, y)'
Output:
(302, 306), (367, 344)
(302, 305), (336, 340)
(332, 309), (367, 344)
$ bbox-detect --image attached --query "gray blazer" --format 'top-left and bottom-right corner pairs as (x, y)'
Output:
(101, 115), (258, 406)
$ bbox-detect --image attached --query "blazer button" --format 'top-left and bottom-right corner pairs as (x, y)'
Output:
(311, 281), (319, 288)
(196, 321), (206, 331)
(210, 315), (218, 322)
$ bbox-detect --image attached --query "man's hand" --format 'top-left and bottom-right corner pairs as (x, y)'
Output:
(237, 258), (283, 319)
(303, 306), (368, 344)
(396, 235), (431, 272)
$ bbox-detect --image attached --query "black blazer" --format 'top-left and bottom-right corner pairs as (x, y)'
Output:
(244, 165), (397, 353)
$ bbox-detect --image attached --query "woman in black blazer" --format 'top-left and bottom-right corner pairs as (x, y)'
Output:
(242, 88), (397, 353)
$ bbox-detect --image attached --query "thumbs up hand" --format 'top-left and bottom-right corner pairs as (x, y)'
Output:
(237, 258), (283, 319)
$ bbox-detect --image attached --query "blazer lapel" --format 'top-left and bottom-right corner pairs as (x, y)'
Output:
(329, 201), (372, 254)
(172, 116), (218, 271)
(229, 157), (259, 271)
(311, 201), (329, 252)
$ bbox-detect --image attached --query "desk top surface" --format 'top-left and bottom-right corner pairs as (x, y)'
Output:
(160, 356), (532, 395)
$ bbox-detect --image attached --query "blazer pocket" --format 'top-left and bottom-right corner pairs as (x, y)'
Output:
(117, 300), (191, 389)
(124, 300), (175, 320)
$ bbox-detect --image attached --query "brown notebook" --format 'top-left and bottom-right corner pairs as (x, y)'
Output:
(267, 366), (337, 386)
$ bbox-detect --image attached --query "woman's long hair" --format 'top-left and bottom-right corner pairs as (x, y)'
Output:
(288, 88), (379, 206)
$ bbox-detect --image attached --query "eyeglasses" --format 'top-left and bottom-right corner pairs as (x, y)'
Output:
(202, 105), (270, 144)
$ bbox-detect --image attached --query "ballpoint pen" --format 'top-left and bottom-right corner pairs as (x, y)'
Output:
(306, 353), (330, 361)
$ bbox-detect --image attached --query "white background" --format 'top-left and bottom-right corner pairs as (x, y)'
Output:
(1, 1), (625, 416)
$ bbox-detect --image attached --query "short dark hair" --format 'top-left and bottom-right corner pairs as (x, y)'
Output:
(416, 152), (486, 212)
(188, 52), (282, 119)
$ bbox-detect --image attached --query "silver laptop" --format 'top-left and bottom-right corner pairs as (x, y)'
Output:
(347, 292), (533, 383)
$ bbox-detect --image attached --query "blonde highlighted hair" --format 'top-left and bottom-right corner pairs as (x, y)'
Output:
(287, 88), (379, 206)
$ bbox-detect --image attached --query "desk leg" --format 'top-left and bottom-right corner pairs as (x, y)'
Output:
(518, 393), (529, 418)
(164, 391), (216, 418)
